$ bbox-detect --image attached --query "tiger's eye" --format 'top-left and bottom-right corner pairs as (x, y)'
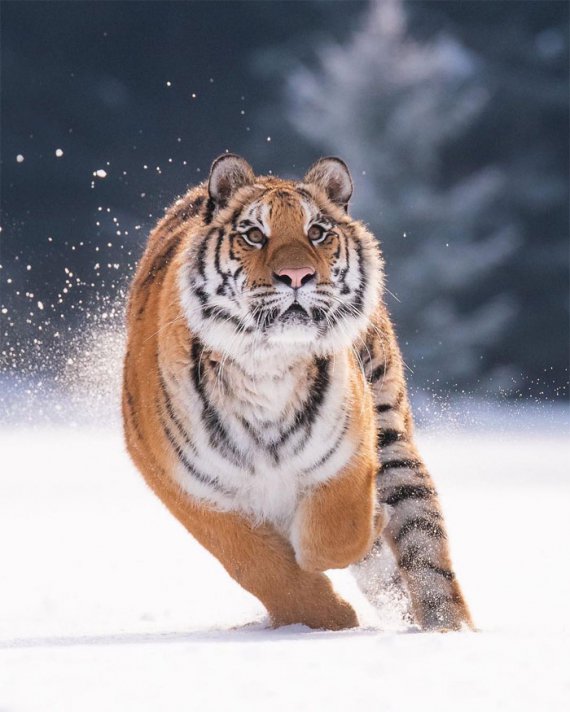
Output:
(308, 225), (325, 242)
(246, 227), (265, 244)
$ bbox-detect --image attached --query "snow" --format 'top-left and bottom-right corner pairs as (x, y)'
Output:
(1, 417), (569, 711)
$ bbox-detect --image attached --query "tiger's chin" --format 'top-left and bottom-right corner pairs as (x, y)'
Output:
(264, 320), (361, 356)
(266, 324), (317, 345)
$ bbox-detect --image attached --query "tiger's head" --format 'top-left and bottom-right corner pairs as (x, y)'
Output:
(179, 154), (384, 362)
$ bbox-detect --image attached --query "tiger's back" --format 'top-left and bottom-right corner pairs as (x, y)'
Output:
(122, 185), (206, 493)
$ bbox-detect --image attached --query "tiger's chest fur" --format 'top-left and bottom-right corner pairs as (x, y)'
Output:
(159, 341), (362, 529)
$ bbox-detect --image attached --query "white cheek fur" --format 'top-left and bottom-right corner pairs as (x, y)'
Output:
(179, 234), (382, 363)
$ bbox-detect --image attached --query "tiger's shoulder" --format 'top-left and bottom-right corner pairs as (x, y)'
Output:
(129, 185), (209, 297)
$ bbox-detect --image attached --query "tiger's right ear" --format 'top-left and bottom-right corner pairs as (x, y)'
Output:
(208, 154), (255, 209)
(303, 157), (353, 211)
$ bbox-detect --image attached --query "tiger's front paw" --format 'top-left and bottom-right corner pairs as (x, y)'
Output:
(271, 596), (358, 631)
(291, 516), (379, 572)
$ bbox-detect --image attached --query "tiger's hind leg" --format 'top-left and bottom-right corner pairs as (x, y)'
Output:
(155, 481), (358, 631)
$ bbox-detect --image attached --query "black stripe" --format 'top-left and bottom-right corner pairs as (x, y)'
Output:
(228, 232), (239, 261)
(295, 357), (330, 431)
(238, 415), (264, 448)
(213, 228), (224, 275)
(195, 231), (212, 280)
(349, 235), (365, 312)
(271, 357), (330, 456)
(158, 371), (234, 494)
(398, 546), (455, 580)
(248, 288), (276, 298)
(331, 238), (341, 260)
(380, 458), (423, 474)
(160, 414), (235, 497)
(376, 389), (404, 413)
(193, 275), (252, 332)
(139, 236), (182, 290)
(124, 387), (144, 441)
(377, 429), (404, 449)
(135, 236), (182, 317)
(302, 415), (349, 474)
(213, 228), (232, 296)
(173, 195), (205, 222)
(369, 363), (386, 382)
(428, 565), (455, 581)
(158, 372), (199, 457)
(382, 484), (434, 506)
(190, 340), (245, 466)
(421, 593), (461, 612)
(311, 306), (326, 323)
(359, 341), (373, 367)
(342, 231), (350, 276)
(261, 306), (281, 329)
(273, 189), (294, 201)
(229, 204), (246, 227)
(203, 197), (216, 225)
(328, 232), (367, 322)
(394, 516), (446, 543)
(295, 187), (314, 202)
(201, 302), (252, 332)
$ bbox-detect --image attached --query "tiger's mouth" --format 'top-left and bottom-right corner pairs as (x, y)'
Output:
(257, 299), (330, 344)
(280, 302), (309, 323)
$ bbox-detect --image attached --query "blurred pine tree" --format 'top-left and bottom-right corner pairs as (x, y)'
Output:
(279, 0), (569, 396)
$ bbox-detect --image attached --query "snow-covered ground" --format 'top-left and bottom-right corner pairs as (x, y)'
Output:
(1, 414), (569, 711)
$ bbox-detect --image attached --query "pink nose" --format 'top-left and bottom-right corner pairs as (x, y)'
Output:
(275, 266), (316, 289)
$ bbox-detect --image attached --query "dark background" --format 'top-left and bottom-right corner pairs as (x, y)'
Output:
(1, 0), (568, 404)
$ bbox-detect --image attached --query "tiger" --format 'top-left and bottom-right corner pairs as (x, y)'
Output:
(122, 153), (473, 632)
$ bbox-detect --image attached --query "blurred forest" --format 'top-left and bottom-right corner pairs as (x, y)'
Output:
(1, 0), (568, 401)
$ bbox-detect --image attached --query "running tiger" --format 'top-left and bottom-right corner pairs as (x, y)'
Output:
(122, 154), (473, 631)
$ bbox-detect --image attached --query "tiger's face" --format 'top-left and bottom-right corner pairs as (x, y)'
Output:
(179, 155), (383, 363)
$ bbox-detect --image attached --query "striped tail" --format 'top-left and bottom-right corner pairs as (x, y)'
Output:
(352, 317), (474, 631)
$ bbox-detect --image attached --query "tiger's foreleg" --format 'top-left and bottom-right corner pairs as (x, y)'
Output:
(290, 450), (388, 574)
(154, 481), (358, 631)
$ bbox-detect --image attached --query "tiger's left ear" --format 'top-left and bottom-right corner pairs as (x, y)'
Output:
(208, 154), (255, 208)
(303, 157), (353, 211)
